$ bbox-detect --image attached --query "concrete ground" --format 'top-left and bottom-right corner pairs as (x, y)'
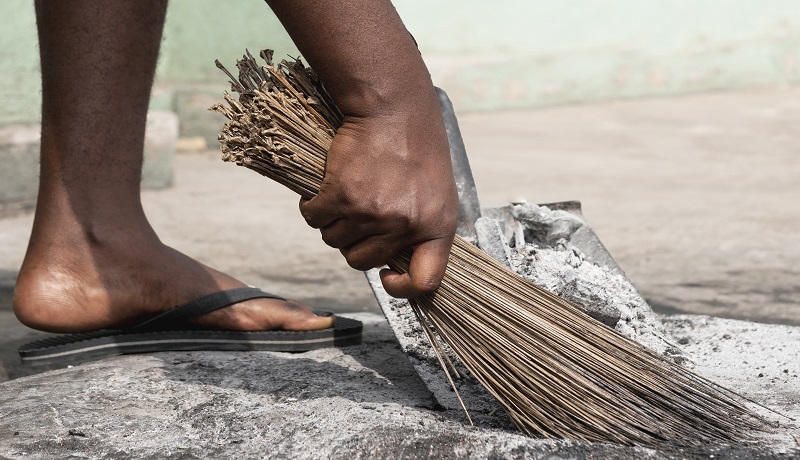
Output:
(0, 88), (800, 379)
(461, 87), (800, 328)
(0, 313), (797, 459)
(0, 85), (798, 378)
(1, 86), (799, 458)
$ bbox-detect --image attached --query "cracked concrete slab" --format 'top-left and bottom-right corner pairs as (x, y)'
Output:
(0, 313), (797, 459)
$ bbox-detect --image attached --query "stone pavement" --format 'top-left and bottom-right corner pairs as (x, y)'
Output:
(1, 86), (799, 377)
(0, 313), (797, 459)
(0, 86), (798, 455)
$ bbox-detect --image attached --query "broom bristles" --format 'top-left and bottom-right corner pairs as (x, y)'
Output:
(211, 50), (768, 447)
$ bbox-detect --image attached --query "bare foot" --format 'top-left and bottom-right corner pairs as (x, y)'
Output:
(23, 0), (333, 335)
(13, 219), (334, 334)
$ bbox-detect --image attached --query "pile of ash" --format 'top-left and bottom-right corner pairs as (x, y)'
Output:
(476, 202), (688, 364)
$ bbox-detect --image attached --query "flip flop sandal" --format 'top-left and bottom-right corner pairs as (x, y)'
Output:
(18, 287), (362, 365)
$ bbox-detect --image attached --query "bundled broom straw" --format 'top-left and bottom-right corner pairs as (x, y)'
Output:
(211, 50), (768, 447)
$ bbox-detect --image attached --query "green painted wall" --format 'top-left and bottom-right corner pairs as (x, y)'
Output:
(0, 0), (41, 125)
(0, 0), (298, 125)
(397, 0), (800, 110)
(158, 1), (298, 84)
(2, 0), (800, 123)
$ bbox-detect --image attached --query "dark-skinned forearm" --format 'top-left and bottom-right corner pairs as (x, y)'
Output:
(265, 0), (436, 117)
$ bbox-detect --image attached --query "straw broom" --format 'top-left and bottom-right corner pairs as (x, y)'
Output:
(211, 50), (768, 447)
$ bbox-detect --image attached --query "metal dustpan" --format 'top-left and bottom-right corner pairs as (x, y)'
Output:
(364, 89), (662, 428)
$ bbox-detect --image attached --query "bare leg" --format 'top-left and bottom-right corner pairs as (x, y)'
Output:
(13, 0), (333, 333)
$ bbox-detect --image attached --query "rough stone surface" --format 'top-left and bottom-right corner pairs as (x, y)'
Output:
(663, 315), (800, 453)
(474, 217), (512, 268)
(0, 313), (798, 460)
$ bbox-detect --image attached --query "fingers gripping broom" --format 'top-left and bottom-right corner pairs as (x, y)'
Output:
(211, 50), (767, 447)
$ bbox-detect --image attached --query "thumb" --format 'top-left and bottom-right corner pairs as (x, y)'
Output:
(380, 237), (453, 298)
(298, 190), (339, 229)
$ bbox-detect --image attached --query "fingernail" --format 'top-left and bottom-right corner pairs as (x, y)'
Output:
(313, 310), (334, 317)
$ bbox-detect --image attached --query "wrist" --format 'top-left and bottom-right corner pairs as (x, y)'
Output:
(336, 75), (438, 120)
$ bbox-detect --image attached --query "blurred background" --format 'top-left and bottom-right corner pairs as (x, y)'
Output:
(5, 1), (800, 140)
(1, 0), (798, 378)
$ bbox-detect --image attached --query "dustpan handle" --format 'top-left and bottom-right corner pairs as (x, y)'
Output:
(436, 87), (482, 242)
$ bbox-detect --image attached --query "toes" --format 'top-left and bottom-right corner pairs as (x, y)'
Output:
(272, 299), (335, 331)
(180, 292), (337, 332)
(220, 298), (335, 332)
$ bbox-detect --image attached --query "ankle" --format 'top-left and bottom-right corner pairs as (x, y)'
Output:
(12, 264), (94, 332)
(14, 216), (167, 332)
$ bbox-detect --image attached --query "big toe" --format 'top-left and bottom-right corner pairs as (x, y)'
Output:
(190, 295), (335, 332)
(257, 299), (335, 331)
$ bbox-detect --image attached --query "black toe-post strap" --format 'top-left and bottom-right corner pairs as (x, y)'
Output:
(129, 287), (285, 331)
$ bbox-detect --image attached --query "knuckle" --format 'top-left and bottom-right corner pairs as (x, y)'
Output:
(320, 232), (341, 249)
(398, 205), (419, 227)
(334, 184), (359, 208)
(350, 261), (373, 272)
(356, 197), (414, 226)
(301, 210), (320, 228)
(346, 256), (372, 271)
(412, 274), (442, 294)
(342, 248), (381, 272)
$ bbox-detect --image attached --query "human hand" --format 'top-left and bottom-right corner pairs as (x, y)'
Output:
(299, 96), (458, 299)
